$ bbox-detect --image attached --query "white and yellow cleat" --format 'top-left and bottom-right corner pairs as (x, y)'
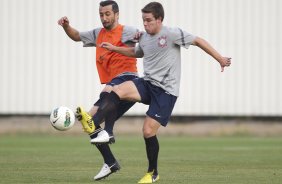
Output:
(76, 106), (95, 134)
(138, 171), (159, 184)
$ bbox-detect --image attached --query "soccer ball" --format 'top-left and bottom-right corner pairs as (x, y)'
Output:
(50, 106), (75, 131)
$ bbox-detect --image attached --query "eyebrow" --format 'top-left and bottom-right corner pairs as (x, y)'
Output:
(100, 11), (112, 14)
(143, 17), (154, 21)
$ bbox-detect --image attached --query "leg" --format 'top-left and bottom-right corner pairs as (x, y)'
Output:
(77, 76), (139, 133)
(88, 105), (117, 167)
(143, 116), (161, 173)
(76, 91), (112, 134)
(101, 81), (140, 134)
(76, 84), (114, 133)
(89, 90), (121, 180)
(138, 117), (161, 184)
(90, 86), (114, 125)
(93, 81), (141, 128)
(104, 75), (139, 133)
(91, 81), (141, 144)
(75, 91), (110, 134)
(104, 100), (135, 135)
(90, 79), (138, 179)
(138, 83), (178, 183)
(113, 80), (142, 101)
(77, 76), (140, 179)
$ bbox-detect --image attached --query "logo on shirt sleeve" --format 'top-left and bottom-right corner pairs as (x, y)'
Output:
(158, 36), (167, 48)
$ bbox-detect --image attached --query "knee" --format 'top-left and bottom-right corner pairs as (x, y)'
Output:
(143, 126), (154, 138)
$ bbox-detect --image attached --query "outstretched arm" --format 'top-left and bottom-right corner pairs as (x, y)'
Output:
(100, 42), (137, 58)
(58, 16), (81, 42)
(193, 37), (231, 72)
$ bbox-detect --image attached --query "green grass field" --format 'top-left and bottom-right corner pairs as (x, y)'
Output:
(0, 134), (282, 184)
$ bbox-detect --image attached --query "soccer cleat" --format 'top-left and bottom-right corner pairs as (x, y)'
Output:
(138, 171), (160, 183)
(94, 161), (121, 180)
(76, 106), (95, 134)
(89, 127), (103, 139)
(90, 130), (115, 144)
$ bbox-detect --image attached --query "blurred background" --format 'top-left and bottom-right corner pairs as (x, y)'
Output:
(0, 0), (281, 135)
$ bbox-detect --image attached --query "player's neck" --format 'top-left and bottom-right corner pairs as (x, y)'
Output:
(106, 22), (119, 31)
(151, 25), (163, 36)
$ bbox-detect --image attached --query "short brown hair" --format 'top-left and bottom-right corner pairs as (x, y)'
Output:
(141, 2), (164, 22)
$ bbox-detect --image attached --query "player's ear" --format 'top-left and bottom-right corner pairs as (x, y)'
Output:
(156, 18), (162, 25)
(115, 12), (119, 20)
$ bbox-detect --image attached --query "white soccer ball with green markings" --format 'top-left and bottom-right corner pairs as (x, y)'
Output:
(50, 106), (75, 131)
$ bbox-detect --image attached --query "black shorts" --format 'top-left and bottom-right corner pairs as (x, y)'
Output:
(132, 78), (177, 126)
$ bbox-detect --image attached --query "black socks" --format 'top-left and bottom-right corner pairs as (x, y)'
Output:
(90, 125), (116, 165)
(90, 91), (121, 165)
(97, 91), (121, 135)
(144, 135), (159, 175)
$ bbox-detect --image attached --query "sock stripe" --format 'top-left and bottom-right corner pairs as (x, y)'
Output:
(89, 127), (103, 136)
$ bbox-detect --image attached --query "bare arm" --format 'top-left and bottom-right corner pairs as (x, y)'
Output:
(58, 16), (81, 42)
(193, 37), (231, 72)
(100, 42), (137, 58)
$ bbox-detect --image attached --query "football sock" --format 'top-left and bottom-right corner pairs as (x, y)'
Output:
(96, 144), (116, 165)
(89, 92), (119, 166)
(104, 116), (116, 135)
(93, 93), (134, 126)
(144, 135), (159, 175)
(95, 91), (120, 130)
(115, 100), (135, 120)
(90, 125), (116, 165)
(92, 112), (104, 126)
(92, 92), (110, 124)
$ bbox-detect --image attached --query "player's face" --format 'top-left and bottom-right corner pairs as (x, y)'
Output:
(142, 13), (162, 35)
(99, 5), (119, 30)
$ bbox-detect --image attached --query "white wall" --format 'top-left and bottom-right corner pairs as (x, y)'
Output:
(0, 0), (281, 116)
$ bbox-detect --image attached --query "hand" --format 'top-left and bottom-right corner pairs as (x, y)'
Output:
(133, 31), (144, 42)
(58, 16), (69, 28)
(100, 42), (115, 51)
(219, 57), (232, 72)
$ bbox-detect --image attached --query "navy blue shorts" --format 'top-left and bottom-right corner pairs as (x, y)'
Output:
(94, 74), (138, 121)
(106, 74), (139, 87)
(132, 78), (177, 126)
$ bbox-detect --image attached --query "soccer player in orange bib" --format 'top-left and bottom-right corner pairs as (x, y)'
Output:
(58, 0), (139, 180)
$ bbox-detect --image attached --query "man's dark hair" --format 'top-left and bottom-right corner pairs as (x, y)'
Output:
(100, 0), (119, 13)
(141, 2), (164, 22)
